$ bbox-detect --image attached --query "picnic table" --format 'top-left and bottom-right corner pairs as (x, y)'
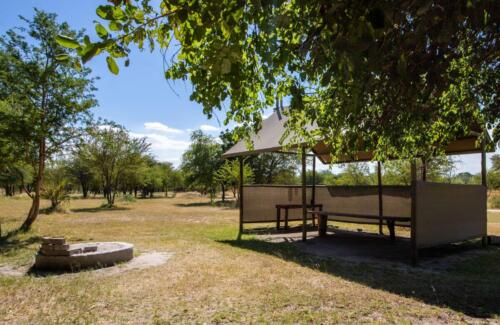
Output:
(309, 210), (411, 241)
(276, 204), (323, 229)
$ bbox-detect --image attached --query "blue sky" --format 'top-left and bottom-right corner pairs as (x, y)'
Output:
(1, 1), (497, 172)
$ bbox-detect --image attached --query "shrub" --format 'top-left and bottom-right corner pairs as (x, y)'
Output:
(490, 196), (500, 209)
(121, 194), (136, 203)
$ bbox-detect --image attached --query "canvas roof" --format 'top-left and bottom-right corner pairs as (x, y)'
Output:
(222, 110), (493, 163)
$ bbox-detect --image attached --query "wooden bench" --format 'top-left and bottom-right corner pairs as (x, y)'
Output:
(276, 204), (323, 229)
(309, 210), (411, 241)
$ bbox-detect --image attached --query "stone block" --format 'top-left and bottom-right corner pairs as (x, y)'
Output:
(41, 243), (70, 251)
(40, 247), (82, 256)
(83, 245), (98, 253)
(41, 237), (65, 245)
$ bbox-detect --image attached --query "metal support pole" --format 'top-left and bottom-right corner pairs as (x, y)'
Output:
(421, 157), (427, 182)
(239, 157), (244, 234)
(377, 161), (383, 235)
(301, 146), (307, 242)
(410, 159), (418, 266)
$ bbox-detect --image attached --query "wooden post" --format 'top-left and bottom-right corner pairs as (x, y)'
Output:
(302, 146), (307, 242)
(481, 139), (487, 187)
(481, 136), (488, 247)
(311, 155), (316, 227)
(311, 155), (316, 206)
(377, 161), (383, 235)
(410, 159), (418, 266)
(239, 157), (244, 234)
(421, 157), (427, 181)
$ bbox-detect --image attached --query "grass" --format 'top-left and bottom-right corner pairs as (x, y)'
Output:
(0, 193), (499, 324)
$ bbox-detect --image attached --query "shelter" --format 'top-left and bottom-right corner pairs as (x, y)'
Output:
(222, 110), (493, 265)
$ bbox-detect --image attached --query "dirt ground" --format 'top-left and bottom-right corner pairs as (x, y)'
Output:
(0, 193), (499, 324)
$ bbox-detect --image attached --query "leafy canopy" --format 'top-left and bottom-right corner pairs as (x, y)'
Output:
(181, 130), (222, 200)
(59, 1), (498, 161)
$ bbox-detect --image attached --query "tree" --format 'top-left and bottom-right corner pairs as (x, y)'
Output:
(336, 163), (373, 185)
(247, 153), (298, 184)
(0, 10), (96, 230)
(62, 1), (498, 163)
(81, 125), (149, 206)
(181, 130), (222, 202)
(489, 154), (500, 190)
(215, 159), (253, 200)
(492, 155), (500, 172)
(454, 172), (474, 185)
(140, 157), (168, 198)
(42, 163), (71, 211)
(383, 157), (457, 185)
(67, 148), (94, 198)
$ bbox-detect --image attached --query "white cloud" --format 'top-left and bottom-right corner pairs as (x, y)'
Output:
(130, 132), (191, 166)
(199, 124), (220, 132)
(130, 132), (190, 151)
(144, 122), (184, 134)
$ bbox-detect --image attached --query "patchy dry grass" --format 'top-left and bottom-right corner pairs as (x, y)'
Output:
(0, 193), (499, 324)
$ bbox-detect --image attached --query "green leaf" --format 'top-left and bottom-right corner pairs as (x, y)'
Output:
(96, 5), (113, 20)
(134, 10), (145, 23)
(106, 56), (119, 75)
(55, 35), (80, 49)
(95, 23), (109, 39)
(55, 54), (70, 62)
(221, 21), (231, 38)
(112, 6), (125, 20)
(81, 44), (99, 64)
(109, 21), (122, 31)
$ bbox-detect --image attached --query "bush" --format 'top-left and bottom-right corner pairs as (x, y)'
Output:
(490, 196), (500, 209)
(42, 167), (71, 212)
(121, 194), (136, 203)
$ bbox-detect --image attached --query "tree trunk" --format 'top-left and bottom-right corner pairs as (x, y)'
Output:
(221, 183), (225, 203)
(82, 182), (88, 199)
(20, 138), (45, 231)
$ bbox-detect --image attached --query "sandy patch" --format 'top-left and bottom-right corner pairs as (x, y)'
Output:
(0, 251), (173, 277)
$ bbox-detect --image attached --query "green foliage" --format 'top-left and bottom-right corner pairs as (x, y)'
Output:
(181, 130), (222, 201)
(492, 155), (500, 172)
(121, 193), (136, 203)
(81, 124), (150, 206)
(66, 147), (96, 198)
(383, 157), (458, 185)
(335, 163), (373, 186)
(489, 154), (500, 190)
(215, 159), (253, 198)
(247, 153), (298, 184)
(41, 164), (71, 211)
(0, 10), (96, 230)
(490, 196), (500, 209)
(64, 1), (498, 161)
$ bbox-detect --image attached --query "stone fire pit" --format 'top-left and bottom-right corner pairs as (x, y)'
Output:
(34, 237), (134, 271)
